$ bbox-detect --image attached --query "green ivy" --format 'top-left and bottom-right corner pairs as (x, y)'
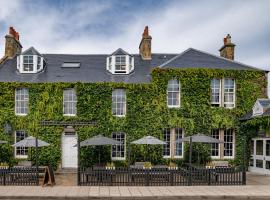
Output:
(0, 68), (266, 168)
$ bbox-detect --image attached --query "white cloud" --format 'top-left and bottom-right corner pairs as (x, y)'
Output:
(0, 0), (269, 72)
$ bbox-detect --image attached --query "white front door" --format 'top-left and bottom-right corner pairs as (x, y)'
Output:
(62, 133), (78, 168)
(249, 138), (270, 174)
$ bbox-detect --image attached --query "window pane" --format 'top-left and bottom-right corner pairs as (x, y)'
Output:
(111, 133), (125, 159)
(15, 131), (28, 157)
(15, 88), (29, 115)
(112, 89), (126, 116)
(224, 78), (235, 108)
(256, 140), (263, 155)
(266, 140), (270, 156)
(63, 89), (77, 115)
(211, 79), (220, 105)
(163, 129), (171, 156)
(167, 79), (180, 107)
(175, 128), (183, 156)
(211, 129), (220, 157)
(224, 129), (234, 157)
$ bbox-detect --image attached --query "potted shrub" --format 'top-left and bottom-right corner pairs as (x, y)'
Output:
(168, 161), (178, 170)
(105, 162), (115, 170)
(143, 162), (152, 169)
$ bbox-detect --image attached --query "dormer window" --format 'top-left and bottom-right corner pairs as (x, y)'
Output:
(115, 55), (126, 73)
(106, 48), (134, 74)
(17, 47), (45, 74)
(23, 55), (34, 71)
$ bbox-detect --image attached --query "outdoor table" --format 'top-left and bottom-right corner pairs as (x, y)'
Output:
(85, 167), (115, 184)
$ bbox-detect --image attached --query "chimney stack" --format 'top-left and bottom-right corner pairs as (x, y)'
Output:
(139, 26), (152, 60)
(219, 34), (235, 60)
(4, 27), (22, 59)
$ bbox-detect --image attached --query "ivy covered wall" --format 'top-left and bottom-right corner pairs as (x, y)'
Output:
(0, 68), (267, 168)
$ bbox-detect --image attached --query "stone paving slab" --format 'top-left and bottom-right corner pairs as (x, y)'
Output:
(0, 185), (270, 199)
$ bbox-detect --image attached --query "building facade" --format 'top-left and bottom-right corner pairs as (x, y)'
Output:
(0, 26), (267, 170)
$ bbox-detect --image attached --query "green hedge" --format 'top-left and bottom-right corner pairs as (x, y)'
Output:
(0, 68), (266, 168)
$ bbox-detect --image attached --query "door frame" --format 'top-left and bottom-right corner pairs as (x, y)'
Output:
(249, 137), (270, 174)
(61, 131), (78, 169)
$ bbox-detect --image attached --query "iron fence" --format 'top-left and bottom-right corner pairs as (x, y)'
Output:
(0, 167), (39, 186)
(78, 165), (245, 186)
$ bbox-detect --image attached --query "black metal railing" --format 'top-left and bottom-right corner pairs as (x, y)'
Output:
(0, 167), (39, 186)
(78, 165), (245, 186)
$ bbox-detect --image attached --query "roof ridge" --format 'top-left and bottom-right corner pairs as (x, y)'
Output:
(188, 48), (265, 71)
(159, 48), (193, 68)
(159, 47), (265, 71)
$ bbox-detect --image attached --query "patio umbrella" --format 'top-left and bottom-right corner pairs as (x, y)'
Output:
(79, 134), (121, 147)
(131, 136), (167, 145)
(131, 135), (166, 162)
(0, 140), (7, 144)
(12, 136), (50, 147)
(176, 134), (224, 166)
(77, 134), (121, 164)
(12, 136), (50, 176)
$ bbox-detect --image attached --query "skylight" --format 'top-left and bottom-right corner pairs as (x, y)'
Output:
(62, 62), (81, 68)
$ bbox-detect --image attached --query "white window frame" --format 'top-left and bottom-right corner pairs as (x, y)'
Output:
(174, 128), (184, 158)
(223, 78), (236, 108)
(115, 55), (127, 72)
(106, 54), (134, 74)
(18, 55), (44, 74)
(163, 128), (171, 158)
(112, 89), (126, 117)
(22, 55), (34, 72)
(63, 89), (77, 116)
(210, 129), (235, 159)
(111, 132), (126, 160)
(163, 128), (184, 159)
(211, 129), (220, 159)
(224, 129), (235, 159)
(15, 88), (29, 116)
(14, 130), (28, 159)
(211, 79), (221, 106)
(167, 79), (180, 108)
(211, 78), (236, 108)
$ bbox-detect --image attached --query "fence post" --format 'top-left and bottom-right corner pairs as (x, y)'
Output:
(188, 137), (192, 186)
(242, 136), (247, 185)
(77, 134), (81, 186)
(208, 169), (211, 185)
(3, 171), (6, 186)
(35, 137), (39, 186)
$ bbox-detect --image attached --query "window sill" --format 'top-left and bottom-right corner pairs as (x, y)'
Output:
(163, 156), (171, 159)
(63, 114), (76, 117)
(111, 157), (126, 161)
(223, 156), (234, 159)
(167, 106), (180, 108)
(211, 156), (221, 159)
(15, 155), (28, 159)
(173, 156), (183, 159)
(15, 113), (28, 116)
(113, 115), (126, 117)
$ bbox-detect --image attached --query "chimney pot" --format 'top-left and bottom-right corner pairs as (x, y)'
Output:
(143, 26), (149, 37)
(139, 26), (152, 60)
(219, 34), (235, 60)
(3, 26), (22, 59)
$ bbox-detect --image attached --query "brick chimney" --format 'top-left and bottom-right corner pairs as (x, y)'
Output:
(3, 27), (22, 59)
(219, 34), (235, 60)
(139, 26), (152, 60)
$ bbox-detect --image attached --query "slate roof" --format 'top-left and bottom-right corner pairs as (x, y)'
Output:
(0, 48), (265, 83)
(159, 48), (263, 70)
(240, 99), (270, 121)
(111, 48), (131, 56)
(258, 99), (270, 108)
(21, 47), (42, 56)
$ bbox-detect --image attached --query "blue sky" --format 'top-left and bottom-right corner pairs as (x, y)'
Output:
(0, 0), (270, 71)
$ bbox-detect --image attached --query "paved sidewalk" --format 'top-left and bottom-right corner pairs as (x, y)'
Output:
(0, 185), (270, 199)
